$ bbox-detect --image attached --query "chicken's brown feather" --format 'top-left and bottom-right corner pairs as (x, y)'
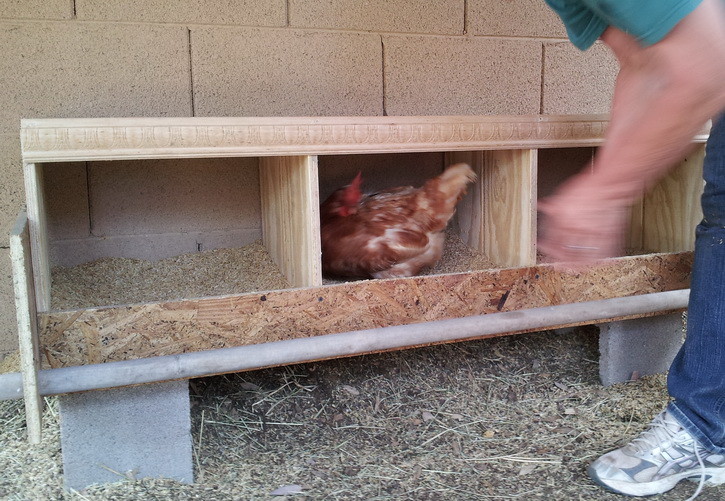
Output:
(320, 163), (476, 278)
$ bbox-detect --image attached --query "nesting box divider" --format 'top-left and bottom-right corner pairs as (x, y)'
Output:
(447, 149), (537, 268)
(23, 162), (51, 313)
(260, 155), (322, 288)
(482, 150), (537, 267)
(628, 194), (645, 252)
(641, 145), (705, 253)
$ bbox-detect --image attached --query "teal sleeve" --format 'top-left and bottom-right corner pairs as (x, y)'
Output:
(544, 0), (704, 50)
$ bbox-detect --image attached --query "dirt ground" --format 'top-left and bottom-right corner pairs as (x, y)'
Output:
(1, 325), (724, 500)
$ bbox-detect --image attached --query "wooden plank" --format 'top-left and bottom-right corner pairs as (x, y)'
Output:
(259, 156), (322, 288)
(481, 150), (537, 267)
(9, 212), (43, 443)
(642, 145), (705, 253)
(20, 116), (711, 164)
(452, 150), (537, 267)
(38, 252), (692, 369)
(23, 163), (51, 312)
(20, 115), (614, 163)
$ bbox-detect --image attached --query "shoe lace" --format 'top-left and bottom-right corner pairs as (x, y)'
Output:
(629, 412), (683, 453)
(630, 412), (707, 501)
(685, 445), (706, 501)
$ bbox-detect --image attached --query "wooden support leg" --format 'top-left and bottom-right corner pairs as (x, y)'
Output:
(10, 212), (43, 443)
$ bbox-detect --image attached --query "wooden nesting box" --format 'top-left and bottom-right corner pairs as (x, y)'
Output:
(11, 115), (706, 439)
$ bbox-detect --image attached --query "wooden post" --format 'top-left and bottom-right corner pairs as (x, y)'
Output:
(10, 212), (43, 443)
(259, 156), (322, 288)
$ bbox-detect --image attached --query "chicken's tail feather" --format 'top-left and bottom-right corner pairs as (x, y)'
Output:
(415, 163), (476, 228)
(431, 162), (476, 202)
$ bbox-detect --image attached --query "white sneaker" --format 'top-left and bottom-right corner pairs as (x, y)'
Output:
(588, 410), (725, 498)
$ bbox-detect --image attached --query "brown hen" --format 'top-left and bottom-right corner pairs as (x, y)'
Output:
(320, 163), (476, 279)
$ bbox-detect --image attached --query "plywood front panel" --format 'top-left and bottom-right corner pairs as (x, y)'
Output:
(38, 252), (692, 368)
(260, 155), (322, 288)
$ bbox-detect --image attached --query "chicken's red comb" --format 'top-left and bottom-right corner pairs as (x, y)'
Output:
(350, 171), (362, 190)
(343, 171), (363, 205)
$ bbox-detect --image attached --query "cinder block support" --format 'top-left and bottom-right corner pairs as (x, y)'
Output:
(59, 380), (194, 491)
(597, 313), (684, 386)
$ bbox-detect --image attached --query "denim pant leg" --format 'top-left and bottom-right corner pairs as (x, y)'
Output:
(667, 113), (725, 453)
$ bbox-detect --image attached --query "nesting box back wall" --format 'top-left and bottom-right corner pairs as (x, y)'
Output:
(43, 158), (262, 267)
(0, 0), (618, 357)
(318, 153), (446, 201)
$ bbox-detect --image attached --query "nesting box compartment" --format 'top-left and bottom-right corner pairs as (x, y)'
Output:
(15, 115), (704, 376)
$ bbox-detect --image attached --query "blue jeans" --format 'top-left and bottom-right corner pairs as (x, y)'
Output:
(667, 112), (725, 454)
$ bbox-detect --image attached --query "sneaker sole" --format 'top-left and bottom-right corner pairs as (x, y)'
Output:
(588, 464), (725, 497)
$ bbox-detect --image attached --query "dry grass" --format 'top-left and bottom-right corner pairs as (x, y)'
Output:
(1, 327), (723, 500)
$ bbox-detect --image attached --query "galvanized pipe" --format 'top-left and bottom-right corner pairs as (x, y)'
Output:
(0, 289), (689, 401)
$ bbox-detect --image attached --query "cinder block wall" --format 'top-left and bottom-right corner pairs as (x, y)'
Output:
(0, 0), (618, 359)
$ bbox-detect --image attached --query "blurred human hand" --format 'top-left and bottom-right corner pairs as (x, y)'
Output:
(537, 173), (631, 266)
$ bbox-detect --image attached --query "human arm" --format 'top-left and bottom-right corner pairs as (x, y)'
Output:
(538, 0), (725, 263)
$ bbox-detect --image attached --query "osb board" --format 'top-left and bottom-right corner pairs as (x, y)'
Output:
(39, 252), (692, 369)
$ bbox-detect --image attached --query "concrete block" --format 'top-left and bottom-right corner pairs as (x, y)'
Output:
(191, 27), (383, 117)
(59, 380), (193, 491)
(0, 0), (74, 20)
(0, 22), (192, 133)
(384, 37), (541, 116)
(76, 0), (286, 26)
(542, 41), (618, 115)
(289, 0), (464, 35)
(469, 0), (566, 37)
(0, 248), (18, 357)
(88, 157), (260, 237)
(43, 163), (90, 241)
(598, 313), (684, 386)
